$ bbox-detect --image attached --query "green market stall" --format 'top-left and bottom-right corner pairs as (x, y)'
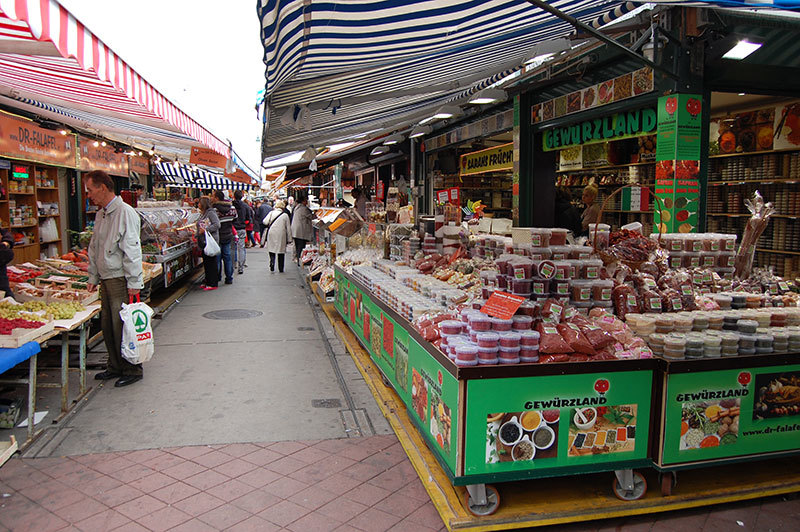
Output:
(334, 266), (658, 513)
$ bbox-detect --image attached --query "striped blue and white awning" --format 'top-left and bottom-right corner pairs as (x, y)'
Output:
(258, 0), (645, 157)
(156, 162), (255, 191)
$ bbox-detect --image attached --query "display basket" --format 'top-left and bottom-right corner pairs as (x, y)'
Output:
(0, 398), (22, 429)
(592, 183), (664, 271)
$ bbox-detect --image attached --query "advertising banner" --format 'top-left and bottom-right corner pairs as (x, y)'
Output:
(189, 146), (227, 168)
(0, 111), (77, 167)
(654, 94), (702, 234)
(661, 364), (800, 465)
(460, 143), (513, 176)
(464, 370), (652, 476)
(79, 136), (129, 176)
(542, 108), (657, 152)
(128, 155), (150, 176)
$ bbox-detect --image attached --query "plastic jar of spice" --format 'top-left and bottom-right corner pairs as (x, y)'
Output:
(701, 253), (718, 269)
(498, 345), (520, 364)
(549, 228), (568, 246)
(771, 311), (788, 327)
(682, 253), (702, 268)
(692, 312), (710, 331)
(720, 234), (738, 252)
(512, 315), (533, 330)
(477, 346), (499, 365)
(494, 255), (512, 276)
(469, 314), (492, 332)
(655, 315), (675, 334)
(707, 312), (725, 330)
(569, 245), (594, 260)
(712, 294), (732, 310)
(455, 344), (479, 366)
(755, 333), (774, 353)
(723, 313), (742, 331)
(519, 346), (539, 362)
(520, 330), (541, 347)
(499, 332), (521, 348)
(469, 329), (479, 343)
(772, 330), (789, 352)
(668, 252), (684, 270)
(531, 228), (552, 248)
(549, 246), (571, 261)
(570, 280), (593, 303)
(580, 259), (603, 280)
(588, 223), (610, 250)
(553, 261), (572, 280)
(730, 293), (747, 309)
(746, 295), (763, 309)
(531, 278), (551, 297)
(663, 346), (686, 360)
(786, 309), (800, 327)
(461, 308), (478, 323)
(476, 332), (499, 348)
(496, 275), (508, 290)
(553, 280), (570, 297)
(673, 313), (694, 333)
(737, 319), (759, 334)
(591, 280), (613, 304)
(511, 278), (533, 296)
(517, 301), (541, 317)
(664, 333), (687, 351)
(717, 251), (735, 268)
(753, 312), (772, 328)
(492, 317), (514, 332)
(648, 333), (666, 352)
(440, 320), (463, 335)
(738, 334), (757, 351)
(538, 260), (557, 280)
(509, 258), (535, 279)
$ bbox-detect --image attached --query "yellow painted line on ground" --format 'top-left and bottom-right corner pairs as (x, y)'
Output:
(315, 286), (800, 531)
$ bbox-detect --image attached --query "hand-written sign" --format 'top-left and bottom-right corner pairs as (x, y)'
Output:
(481, 291), (526, 320)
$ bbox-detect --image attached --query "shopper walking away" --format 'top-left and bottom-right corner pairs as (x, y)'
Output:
(580, 184), (601, 237)
(291, 192), (314, 266)
(263, 200), (292, 273)
(232, 190), (251, 274)
(85, 170), (144, 388)
(0, 226), (15, 299)
(197, 197), (220, 291)
(245, 201), (256, 247)
(256, 200), (272, 247)
(212, 191), (235, 285)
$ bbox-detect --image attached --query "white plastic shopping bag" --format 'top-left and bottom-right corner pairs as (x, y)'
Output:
(204, 232), (221, 256)
(120, 295), (155, 364)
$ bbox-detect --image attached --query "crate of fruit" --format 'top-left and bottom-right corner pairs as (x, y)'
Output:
(0, 398), (22, 429)
(48, 289), (99, 306)
(0, 319), (55, 348)
(34, 273), (89, 290)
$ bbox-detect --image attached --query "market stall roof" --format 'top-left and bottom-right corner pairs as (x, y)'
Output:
(156, 162), (255, 191)
(258, 0), (644, 159)
(0, 0), (229, 159)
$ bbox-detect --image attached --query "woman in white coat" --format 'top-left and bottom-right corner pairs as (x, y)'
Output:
(262, 200), (292, 273)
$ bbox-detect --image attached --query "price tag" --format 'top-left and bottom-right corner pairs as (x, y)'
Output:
(779, 281), (789, 292)
(481, 291), (525, 320)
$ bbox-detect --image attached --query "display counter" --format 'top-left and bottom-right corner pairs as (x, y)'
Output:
(335, 265), (655, 492)
(137, 206), (200, 289)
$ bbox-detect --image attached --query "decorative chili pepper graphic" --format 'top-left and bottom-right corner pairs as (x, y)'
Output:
(665, 96), (678, 116)
(595, 379), (610, 395)
(738, 372), (751, 387)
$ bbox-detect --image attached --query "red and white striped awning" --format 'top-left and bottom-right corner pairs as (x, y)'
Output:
(0, 0), (229, 158)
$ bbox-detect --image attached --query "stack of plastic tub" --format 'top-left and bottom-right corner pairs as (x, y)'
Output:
(663, 334), (686, 360)
(772, 329), (789, 352)
(720, 332), (740, 356)
(520, 331), (540, 362)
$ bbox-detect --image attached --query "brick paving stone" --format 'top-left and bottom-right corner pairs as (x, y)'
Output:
(257, 499), (310, 527)
(651, 511), (709, 532)
(286, 510), (343, 532)
(332, 525), (365, 532)
(240, 448), (283, 467)
(140, 452), (186, 472)
(231, 488), (283, 514)
(58, 467), (104, 487)
(373, 493), (429, 518)
(339, 462), (384, 482)
(33, 458), (84, 479)
(220, 443), (262, 458)
(168, 445), (214, 460)
(261, 475), (309, 498)
(760, 496), (800, 518)
(290, 456), (358, 484)
(183, 469), (230, 491)
(291, 445), (332, 464)
(206, 478), (255, 502)
(754, 509), (800, 531)
(112, 522), (150, 532)
(288, 485), (339, 510)
(73, 508), (131, 531)
(52, 497), (108, 524)
(172, 491), (226, 517)
(312, 438), (354, 455)
(404, 502), (444, 528)
(191, 450), (236, 469)
(124, 449), (165, 464)
(342, 482), (392, 507)
(3, 467), (52, 491)
(197, 502), (252, 529)
(32, 484), (88, 513)
(226, 515), (281, 531)
(267, 441), (308, 455)
(113, 463), (155, 483)
(315, 473), (363, 495)
(317, 497), (369, 523)
(128, 471), (176, 493)
(161, 460), (207, 481)
(347, 506), (402, 532)
(75, 474), (124, 497)
(167, 518), (220, 532)
(135, 505), (193, 532)
(367, 466), (413, 492)
(238, 466), (282, 489)
(386, 519), (441, 532)
(94, 484), (145, 507)
(336, 444), (380, 462)
(264, 455), (307, 475)
(213, 457), (258, 478)
(0, 496), (65, 532)
(395, 478), (429, 502)
(90, 456), (136, 475)
(115, 494), (167, 521)
(150, 481), (200, 505)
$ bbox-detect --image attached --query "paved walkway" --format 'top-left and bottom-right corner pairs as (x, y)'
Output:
(0, 246), (799, 531)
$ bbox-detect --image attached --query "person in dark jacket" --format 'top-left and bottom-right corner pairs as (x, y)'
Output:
(554, 187), (582, 236)
(256, 200), (272, 248)
(0, 227), (15, 299)
(232, 190), (251, 274)
(213, 190), (236, 285)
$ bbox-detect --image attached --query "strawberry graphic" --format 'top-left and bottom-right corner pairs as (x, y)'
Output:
(738, 372), (751, 387)
(686, 98), (702, 118)
(438, 370), (443, 386)
(665, 96), (678, 116)
(594, 379), (610, 395)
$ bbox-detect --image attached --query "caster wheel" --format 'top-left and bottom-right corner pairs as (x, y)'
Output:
(465, 485), (500, 516)
(659, 472), (676, 496)
(612, 471), (647, 501)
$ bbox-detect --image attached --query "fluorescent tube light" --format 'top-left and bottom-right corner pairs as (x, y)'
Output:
(722, 40), (762, 60)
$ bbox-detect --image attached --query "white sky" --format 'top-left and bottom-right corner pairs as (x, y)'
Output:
(58, 0), (265, 173)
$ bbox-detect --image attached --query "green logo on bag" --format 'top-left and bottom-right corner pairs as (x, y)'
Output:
(132, 310), (148, 333)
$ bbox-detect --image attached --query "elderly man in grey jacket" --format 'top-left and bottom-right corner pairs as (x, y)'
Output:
(85, 170), (144, 388)
(291, 193), (314, 265)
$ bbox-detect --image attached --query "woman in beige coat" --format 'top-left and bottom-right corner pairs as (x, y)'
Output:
(262, 200), (292, 273)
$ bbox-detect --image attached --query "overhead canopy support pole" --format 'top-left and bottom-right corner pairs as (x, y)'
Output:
(525, 0), (680, 81)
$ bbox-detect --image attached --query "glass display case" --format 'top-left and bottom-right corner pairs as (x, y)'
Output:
(137, 206), (200, 288)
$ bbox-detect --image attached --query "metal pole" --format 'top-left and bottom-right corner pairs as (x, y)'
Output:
(410, 138), (417, 224)
(61, 331), (69, 413)
(525, 0), (679, 80)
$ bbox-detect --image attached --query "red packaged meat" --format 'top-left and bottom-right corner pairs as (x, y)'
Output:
(536, 322), (573, 354)
(612, 283), (640, 319)
(556, 323), (596, 355)
(567, 315), (615, 350)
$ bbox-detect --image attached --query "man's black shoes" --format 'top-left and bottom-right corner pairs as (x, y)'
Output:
(95, 370), (120, 381)
(114, 375), (143, 387)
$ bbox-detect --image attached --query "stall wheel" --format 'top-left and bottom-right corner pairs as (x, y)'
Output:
(612, 471), (647, 501)
(659, 471), (676, 496)
(465, 484), (500, 516)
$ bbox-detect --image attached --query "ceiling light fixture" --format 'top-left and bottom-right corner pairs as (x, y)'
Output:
(92, 141), (99, 147)
(370, 145), (390, 156)
(722, 40), (762, 60)
(383, 133), (405, 145)
(101, 141), (107, 147)
(59, 129), (68, 136)
(468, 88), (507, 105)
(409, 125), (432, 139)
(432, 105), (462, 120)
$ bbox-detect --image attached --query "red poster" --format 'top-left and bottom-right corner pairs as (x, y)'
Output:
(376, 180), (385, 200)
(382, 314), (394, 358)
(448, 187), (460, 205)
(436, 189), (450, 204)
(349, 297), (356, 323)
(481, 291), (526, 320)
(363, 312), (370, 340)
